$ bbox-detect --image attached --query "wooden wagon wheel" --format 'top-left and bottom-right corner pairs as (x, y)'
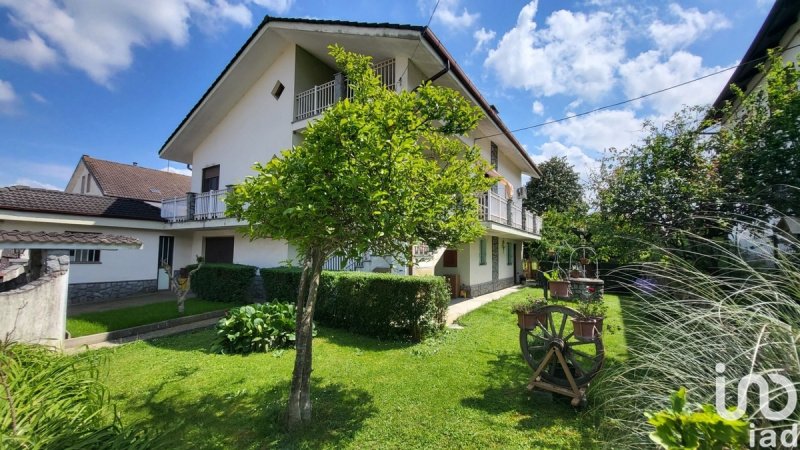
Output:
(519, 304), (604, 389)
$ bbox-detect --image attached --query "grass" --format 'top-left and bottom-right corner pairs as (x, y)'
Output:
(95, 288), (629, 449)
(67, 299), (233, 337)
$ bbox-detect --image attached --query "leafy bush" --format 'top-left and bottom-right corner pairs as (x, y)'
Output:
(212, 302), (300, 354)
(186, 263), (256, 303)
(260, 268), (450, 341)
(0, 342), (166, 449)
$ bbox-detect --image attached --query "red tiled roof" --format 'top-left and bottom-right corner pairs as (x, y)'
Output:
(0, 230), (141, 248)
(0, 186), (164, 222)
(82, 155), (190, 202)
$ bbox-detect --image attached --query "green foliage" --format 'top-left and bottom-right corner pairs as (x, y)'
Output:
(260, 268), (450, 341)
(524, 156), (584, 214)
(510, 296), (548, 314)
(646, 388), (749, 450)
(224, 45), (493, 265)
(714, 50), (800, 220)
(541, 269), (562, 281)
(0, 342), (165, 449)
(212, 303), (301, 354)
(575, 299), (607, 318)
(187, 263), (256, 303)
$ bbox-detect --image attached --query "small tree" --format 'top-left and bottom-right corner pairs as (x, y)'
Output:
(159, 260), (203, 313)
(225, 46), (492, 427)
(524, 156), (584, 214)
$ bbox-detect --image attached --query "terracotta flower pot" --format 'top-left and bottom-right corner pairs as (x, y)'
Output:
(517, 311), (548, 329)
(580, 257), (590, 266)
(548, 280), (570, 299)
(572, 317), (603, 341)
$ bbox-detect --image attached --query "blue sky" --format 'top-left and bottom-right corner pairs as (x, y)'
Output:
(0, 0), (775, 190)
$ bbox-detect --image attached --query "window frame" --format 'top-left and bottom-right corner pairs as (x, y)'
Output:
(70, 249), (101, 264)
(506, 242), (513, 265)
(479, 239), (487, 266)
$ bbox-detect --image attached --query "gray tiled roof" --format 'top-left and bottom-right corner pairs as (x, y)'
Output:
(0, 186), (164, 222)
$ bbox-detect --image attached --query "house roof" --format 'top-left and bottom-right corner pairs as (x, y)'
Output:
(711, 0), (800, 111)
(157, 16), (541, 177)
(0, 230), (142, 249)
(0, 186), (165, 222)
(81, 155), (190, 202)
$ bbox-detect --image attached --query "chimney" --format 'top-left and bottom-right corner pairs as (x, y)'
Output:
(132, 162), (138, 166)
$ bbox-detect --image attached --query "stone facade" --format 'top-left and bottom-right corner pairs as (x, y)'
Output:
(68, 279), (157, 305)
(468, 276), (515, 297)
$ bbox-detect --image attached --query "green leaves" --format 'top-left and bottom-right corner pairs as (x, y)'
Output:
(212, 302), (307, 354)
(646, 387), (749, 450)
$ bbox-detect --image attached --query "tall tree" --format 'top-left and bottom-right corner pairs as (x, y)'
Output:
(713, 50), (800, 221)
(524, 156), (584, 214)
(225, 46), (492, 427)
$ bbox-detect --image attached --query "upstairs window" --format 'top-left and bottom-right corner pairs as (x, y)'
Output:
(490, 142), (498, 169)
(272, 80), (285, 100)
(202, 165), (220, 192)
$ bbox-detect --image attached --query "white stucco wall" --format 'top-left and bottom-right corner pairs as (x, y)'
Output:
(64, 162), (101, 195)
(190, 229), (290, 269)
(190, 43), (296, 192)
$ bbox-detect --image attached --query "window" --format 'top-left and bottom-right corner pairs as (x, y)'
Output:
(202, 165), (220, 192)
(490, 142), (498, 169)
(80, 175), (86, 194)
(204, 236), (234, 263)
(479, 239), (487, 265)
(507, 242), (513, 265)
(271, 80), (285, 100)
(70, 249), (101, 263)
(443, 249), (458, 267)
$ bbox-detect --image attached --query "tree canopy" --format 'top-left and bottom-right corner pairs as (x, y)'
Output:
(225, 45), (492, 426)
(524, 156), (584, 214)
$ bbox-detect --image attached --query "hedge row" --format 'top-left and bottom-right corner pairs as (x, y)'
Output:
(260, 268), (450, 341)
(187, 263), (257, 302)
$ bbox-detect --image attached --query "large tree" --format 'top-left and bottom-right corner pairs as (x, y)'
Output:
(225, 46), (492, 427)
(713, 50), (800, 221)
(524, 156), (584, 214)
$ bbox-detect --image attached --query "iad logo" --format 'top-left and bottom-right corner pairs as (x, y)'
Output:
(715, 363), (798, 448)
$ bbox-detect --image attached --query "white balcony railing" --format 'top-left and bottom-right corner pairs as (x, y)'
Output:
(478, 191), (541, 236)
(294, 58), (395, 122)
(161, 188), (231, 223)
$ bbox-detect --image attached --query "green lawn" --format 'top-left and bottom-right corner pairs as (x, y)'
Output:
(67, 299), (233, 337)
(95, 288), (629, 449)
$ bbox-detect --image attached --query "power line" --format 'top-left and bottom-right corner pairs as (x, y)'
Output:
(475, 42), (800, 141)
(397, 0), (440, 84)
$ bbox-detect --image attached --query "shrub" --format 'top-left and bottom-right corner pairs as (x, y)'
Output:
(260, 268), (450, 341)
(212, 302), (300, 354)
(186, 263), (256, 303)
(0, 342), (166, 448)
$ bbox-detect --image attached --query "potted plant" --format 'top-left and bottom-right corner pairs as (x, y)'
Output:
(512, 297), (548, 329)
(579, 256), (590, 266)
(572, 300), (607, 341)
(543, 269), (570, 299)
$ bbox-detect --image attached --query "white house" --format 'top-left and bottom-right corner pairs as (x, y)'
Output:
(155, 17), (543, 297)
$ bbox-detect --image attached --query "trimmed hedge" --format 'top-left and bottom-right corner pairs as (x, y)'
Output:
(187, 263), (257, 302)
(260, 267), (450, 341)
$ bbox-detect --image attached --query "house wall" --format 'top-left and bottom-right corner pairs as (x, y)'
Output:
(190, 229), (290, 269)
(294, 46), (336, 95)
(190, 42), (296, 192)
(64, 162), (101, 195)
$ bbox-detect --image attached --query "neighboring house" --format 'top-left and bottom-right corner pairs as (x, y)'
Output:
(0, 186), (192, 303)
(65, 155), (191, 206)
(156, 17), (543, 297)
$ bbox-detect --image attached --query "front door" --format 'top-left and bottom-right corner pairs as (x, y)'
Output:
(205, 236), (234, 263)
(157, 236), (175, 290)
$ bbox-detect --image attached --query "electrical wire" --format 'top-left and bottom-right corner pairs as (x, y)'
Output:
(397, 0), (441, 84)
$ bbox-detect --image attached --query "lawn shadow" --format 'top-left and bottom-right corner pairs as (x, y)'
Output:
(461, 350), (598, 448)
(120, 375), (376, 449)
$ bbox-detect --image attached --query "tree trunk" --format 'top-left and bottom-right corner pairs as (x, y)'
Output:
(286, 247), (323, 428)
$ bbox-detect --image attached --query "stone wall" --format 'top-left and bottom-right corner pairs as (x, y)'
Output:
(68, 279), (157, 305)
(468, 276), (515, 297)
(0, 251), (69, 348)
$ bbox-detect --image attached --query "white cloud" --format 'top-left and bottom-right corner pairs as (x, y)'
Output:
(0, 79), (17, 114)
(485, 1), (626, 100)
(472, 27), (496, 53)
(532, 141), (598, 183)
(249, 0), (293, 14)
(619, 50), (730, 116)
(0, 0), (253, 87)
(0, 31), (58, 70)
(30, 92), (47, 103)
(428, 0), (479, 30)
(540, 109), (644, 153)
(13, 177), (61, 190)
(161, 166), (192, 176)
(648, 4), (730, 52)
(532, 100), (544, 115)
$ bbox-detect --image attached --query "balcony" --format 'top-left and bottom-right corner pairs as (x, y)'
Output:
(294, 58), (396, 122)
(478, 191), (542, 237)
(161, 188), (232, 223)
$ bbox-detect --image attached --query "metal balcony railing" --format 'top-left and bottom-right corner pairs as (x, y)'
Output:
(478, 191), (541, 236)
(160, 188), (232, 223)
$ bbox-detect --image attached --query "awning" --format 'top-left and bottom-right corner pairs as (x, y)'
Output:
(485, 169), (514, 199)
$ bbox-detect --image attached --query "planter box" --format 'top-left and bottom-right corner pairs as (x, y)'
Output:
(517, 311), (548, 329)
(572, 317), (603, 341)
(548, 280), (571, 299)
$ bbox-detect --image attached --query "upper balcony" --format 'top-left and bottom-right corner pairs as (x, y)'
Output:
(294, 58), (396, 123)
(478, 191), (542, 239)
(161, 188), (232, 223)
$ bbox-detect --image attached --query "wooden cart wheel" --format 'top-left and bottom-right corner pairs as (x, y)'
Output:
(519, 305), (604, 388)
